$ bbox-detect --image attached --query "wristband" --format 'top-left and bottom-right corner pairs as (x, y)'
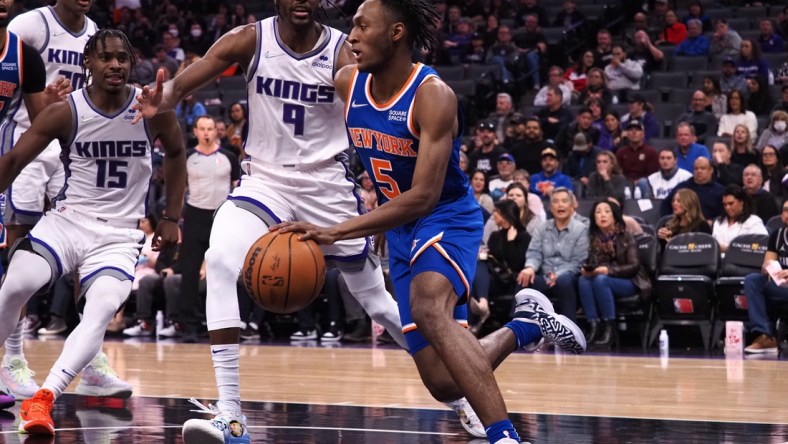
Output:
(161, 215), (179, 224)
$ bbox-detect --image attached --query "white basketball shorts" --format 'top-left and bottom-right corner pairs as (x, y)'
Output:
(4, 140), (65, 225)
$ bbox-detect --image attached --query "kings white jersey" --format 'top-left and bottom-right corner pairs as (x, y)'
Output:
(5, 6), (98, 134)
(244, 17), (348, 169)
(52, 86), (153, 225)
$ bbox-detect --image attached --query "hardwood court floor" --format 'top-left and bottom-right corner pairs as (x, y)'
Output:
(0, 339), (786, 443)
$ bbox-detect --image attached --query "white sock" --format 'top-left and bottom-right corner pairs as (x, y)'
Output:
(42, 365), (76, 399)
(4, 319), (25, 357)
(211, 344), (241, 413)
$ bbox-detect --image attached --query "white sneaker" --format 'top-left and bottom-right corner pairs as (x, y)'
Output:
(76, 353), (133, 398)
(158, 323), (182, 338)
(0, 355), (40, 399)
(183, 398), (250, 443)
(446, 397), (485, 438)
(290, 329), (317, 341)
(123, 320), (154, 337)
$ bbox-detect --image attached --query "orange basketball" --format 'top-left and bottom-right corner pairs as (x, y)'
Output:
(242, 231), (326, 314)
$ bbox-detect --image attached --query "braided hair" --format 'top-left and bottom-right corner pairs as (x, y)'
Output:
(81, 29), (138, 85)
(377, 0), (439, 51)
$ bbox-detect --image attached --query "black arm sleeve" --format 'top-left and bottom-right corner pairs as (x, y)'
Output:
(21, 42), (46, 94)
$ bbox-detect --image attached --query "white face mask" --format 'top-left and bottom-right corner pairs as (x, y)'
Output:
(169, 28), (179, 38)
(190, 29), (202, 38)
(775, 121), (787, 132)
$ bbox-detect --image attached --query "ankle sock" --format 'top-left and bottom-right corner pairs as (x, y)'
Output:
(504, 321), (542, 348)
(486, 418), (520, 443)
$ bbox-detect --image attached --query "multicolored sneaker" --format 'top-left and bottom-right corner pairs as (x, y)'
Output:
(75, 353), (133, 398)
(183, 398), (250, 443)
(0, 388), (14, 410)
(446, 397), (485, 438)
(512, 289), (586, 354)
(19, 388), (55, 435)
(0, 355), (40, 399)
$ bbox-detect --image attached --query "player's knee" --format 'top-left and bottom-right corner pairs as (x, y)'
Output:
(421, 374), (461, 403)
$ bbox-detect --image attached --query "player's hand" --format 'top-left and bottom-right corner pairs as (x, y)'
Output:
(132, 68), (165, 124)
(272, 221), (340, 245)
(152, 219), (179, 251)
(43, 76), (72, 105)
(373, 233), (386, 256)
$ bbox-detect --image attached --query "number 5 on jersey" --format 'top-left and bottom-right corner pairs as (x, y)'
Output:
(370, 158), (401, 200)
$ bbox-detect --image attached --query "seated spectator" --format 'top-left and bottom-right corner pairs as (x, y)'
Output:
(649, 148), (694, 199)
(616, 119), (659, 194)
(506, 182), (545, 235)
(682, 1), (712, 33)
(661, 157), (725, 220)
(718, 90), (758, 138)
(745, 75), (775, 116)
(656, 10), (687, 46)
(515, 0), (549, 28)
(506, 115), (547, 175)
(677, 90), (718, 145)
(674, 19), (710, 56)
(530, 147), (573, 198)
(597, 110), (623, 152)
(535, 87), (575, 141)
(604, 45), (643, 93)
(621, 94), (660, 141)
(489, 153), (517, 200)
(720, 58), (747, 95)
(578, 200), (650, 348)
(564, 50), (595, 94)
(710, 19), (742, 58)
(730, 124), (759, 168)
(226, 102), (248, 155)
(758, 111), (788, 151)
(630, 31), (665, 74)
(518, 188), (589, 321)
(471, 169), (494, 216)
(592, 28), (614, 68)
(743, 164), (780, 223)
(489, 93), (515, 142)
(657, 188), (713, 247)
(772, 85), (788, 113)
(711, 141), (744, 187)
(534, 66), (573, 107)
(469, 120), (506, 177)
(777, 63), (788, 88)
(175, 93), (207, 130)
(486, 25), (519, 85)
(553, 0), (585, 32)
(712, 185), (768, 253)
(578, 68), (614, 106)
(736, 39), (772, 82)
(629, 13), (654, 44)
(674, 122), (710, 173)
(742, 200), (788, 354)
(649, 0), (669, 41)
(444, 17), (474, 59)
(556, 107), (600, 157)
(702, 75), (727, 120)
(585, 151), (627, 203)
(512, 169), (547, 221)
(761, 145), (788, 201)
(758, 19), (784, 54)
(565, 133), (602, 189)
(460, 32), (487, 64)
(486, 0), (514, 21)
(513, 15), (547, 89)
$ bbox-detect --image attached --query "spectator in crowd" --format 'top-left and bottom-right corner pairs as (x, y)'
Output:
(656, 10), (687, 46)
(674, 122), (710, 173)
(207, 9), (233, 42)
(698, 78), (726, 123)
(123, 242), (183, 337)
(226, 102), (248, 156)
(214, 120), (235, 157)
(758, 111), (788, 151)
(675, 19), (710, 56)
(758, 19), (784, 54)
(564, 50), (595, 93)
(564, 132), (602, 188)
(720, 58), (747, 95)
(507, 182), (544, 235)
(604, 45), (643, 93)
(481, 14), (500, 48)
(230, 2), (248, 28)
(487, 0), (514, 21)
(587, 97), (605, 128)
(486, 25), (519, 85)
(358, 171), (378, 212)
(536, 86), (574, 141)
(649, 0), (669, 39)
(460, 32), (487, 64)
(556, 107), (600, 157)
(677, 90), (718, 145)
(175, 93), (207, 130)
(183, 21), (211, 56)
(534, 66), (573, 107)
(648, 148), (694, 199)
(489, 93), (514, 142)
(459, 151), (469, 176)
(512, 169), (547, 221)
(530, 147), (573, 198)
(661, 157), (725, 220)
(742, 199), (788, 354)
(592, 28), (614, 68)
(621, 95), (659, 141)
(759, 145), (787, 202)
(518, 187), (589, 321)
(743, 164), (780, 223)
(598, 110), (623, 152)
(162, 30), (185, 64)
(772, 85), (788, 113)
(730, 124), (759, 167)
(682, 1), (712, 33)
(469, 120), (506, 177)
(489, 153), (517, 201)
(506, 115), (547, 175)
(629, 13), (653, 44)
(746, 75), (775, 117)
(471, 169), (494, 216)
(444, 17), (474, 60)
(514, 14), (548, 89)
(718, 90), (758, 138)
(578, 67), (613, 106)
(130, 47), (156, 86)
(554, 0), (585, 32)
(616, 119), (659, 193)
(630, 31), (664, 74)
(737, 40), (771, 84)
(459, 0), (485, 22)
(578, 200), (649, 349)
(657, 188), (713, 246)
(585, 151), (627, 204)
(515, 0), (549, 28)
(711, 141), (744, 187)
(153, 44), (180, 79)
(712, 185), (768, 253)
(710, 19), (742, 58)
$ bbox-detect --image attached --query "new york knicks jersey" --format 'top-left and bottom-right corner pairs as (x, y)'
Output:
(53, 86), (152, 225)
(6, 6), (98, 131)
(0, 32), (25, 128)
(345, 63), (469, 208)
(244, 17), (347, 168)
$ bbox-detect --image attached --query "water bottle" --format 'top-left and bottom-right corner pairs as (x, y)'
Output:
(155, 310), (165, 340)
(659, 329), (669, 357)
(624, 186), (632, 200)
(634, 186), (642, 199)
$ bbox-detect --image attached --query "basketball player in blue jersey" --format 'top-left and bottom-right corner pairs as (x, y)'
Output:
(276, 0), (586, 442)
(0, 29), (186, 436)
(133, 0), (484, 441)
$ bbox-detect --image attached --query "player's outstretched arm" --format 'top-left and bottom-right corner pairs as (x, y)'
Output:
(0, 101), (71, 191)
(133, 24), (257, 122)
(148, 111), (187, 250)
(276, 79), (457, 243)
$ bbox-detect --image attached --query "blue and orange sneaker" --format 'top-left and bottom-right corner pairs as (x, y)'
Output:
(18, 388), (55, 435)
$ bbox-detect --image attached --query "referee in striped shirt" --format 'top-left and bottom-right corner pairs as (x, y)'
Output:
(178, 115), (240, 342)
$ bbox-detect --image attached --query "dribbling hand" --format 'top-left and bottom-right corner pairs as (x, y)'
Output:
(132, 68), (166, 124)
(152, 219), (179, 251)
(272, 221), (340, 245)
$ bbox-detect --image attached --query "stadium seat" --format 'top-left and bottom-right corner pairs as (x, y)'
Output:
(726, 18), (752, 31)
(734, 6), (768, 21)
(689, 70), (718, 88)
(446, 80), (476, 99)
(766, 215), (783, 234)
(435, 66), (465, 81)
(670, 56), (709, 72)
(466, 64), (501, 82)
(763, 53), (788, 72)
(649, 232), (721, 350)
(542, 27), (566, 45)
(705, 8), (731, 21)
(667, 88), (695, 106)
(622, 198), (663, 227)
(648, 137), (675, 151)
(615, 233), (658, 350)
(218, 75), (247, 92)
(650, 72), (689, 90)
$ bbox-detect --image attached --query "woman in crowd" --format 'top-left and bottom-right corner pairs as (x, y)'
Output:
(711, 141), (743, 186)
(736, 39), (771, 83)
(598, 110), (624, 151)
(757, 110), (788, 151)
(702, 75), (727, 120)
(578, 200), (650, 349)
(712, 185), (768, 253)
(730, 124), (759, 168)
(585, 151), (628, 203)
(745, 75), (774, 116)
(512, 169), (546, 220)
(564, 50), (595, 94)
(578, 67), (613, 106)
(505, 182), (544, 235)
(683, 1), (712, 33)
(657, 189), (712, 247)
(760, 144), (787, 199)
(226, 101), (248, 157)
(586, 97), (606, 130)
(718, 90), (758, 138)
(657, 10), (687, 46)
(471, 169), (495, 216)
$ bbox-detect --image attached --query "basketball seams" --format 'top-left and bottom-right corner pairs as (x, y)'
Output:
(284, 232), (293, 312)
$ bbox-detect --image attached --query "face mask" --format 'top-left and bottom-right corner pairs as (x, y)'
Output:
(776, 121), (787, 132)
(191, 29), (202, 38)
(169, 29), (179, 38)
